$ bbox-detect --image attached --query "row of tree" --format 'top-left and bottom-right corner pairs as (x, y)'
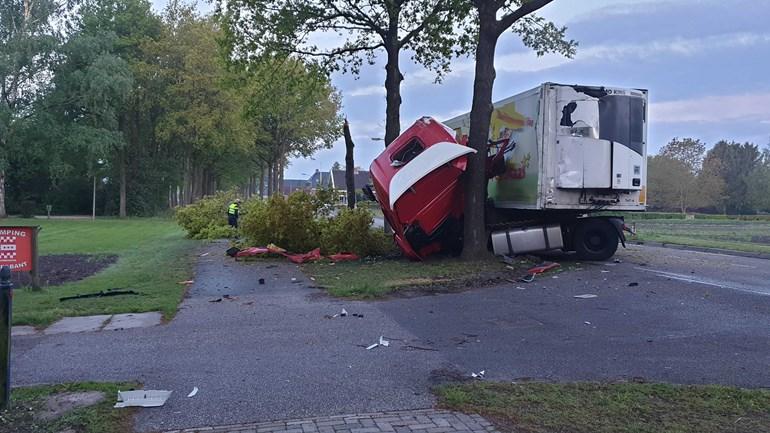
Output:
(648, 138), (770, 214)
(5, 0), (575, 257)
(1, 0), (342, 217)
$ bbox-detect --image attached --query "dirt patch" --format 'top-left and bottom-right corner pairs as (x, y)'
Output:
(10, 254), (118, 288)
(34, 391), (106, 421)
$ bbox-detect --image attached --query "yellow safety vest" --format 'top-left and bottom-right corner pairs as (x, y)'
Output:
(228, 203), (239, 215)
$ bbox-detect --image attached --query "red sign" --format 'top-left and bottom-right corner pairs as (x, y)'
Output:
(0, 227), (35, 272)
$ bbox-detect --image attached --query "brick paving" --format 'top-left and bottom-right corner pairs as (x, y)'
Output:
(163, 409), (499, 433)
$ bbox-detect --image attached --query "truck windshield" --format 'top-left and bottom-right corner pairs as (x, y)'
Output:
(598, 95), (645, 155)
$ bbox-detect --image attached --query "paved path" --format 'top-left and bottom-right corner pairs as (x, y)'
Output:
(166, 409), (497, 433)
(11, 242), (770, 432)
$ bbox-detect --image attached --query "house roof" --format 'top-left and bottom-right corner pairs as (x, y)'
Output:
(330, 169), (371, 190)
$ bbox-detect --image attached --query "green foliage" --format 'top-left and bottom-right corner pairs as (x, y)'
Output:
(174, 191), (238, 239)
(319, 208), (391, 256)
(239, 191), (321, 252)
(19, 199), (36, 218)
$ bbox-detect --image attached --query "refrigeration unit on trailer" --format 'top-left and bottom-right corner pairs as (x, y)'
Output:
(369, 83), (648, 261)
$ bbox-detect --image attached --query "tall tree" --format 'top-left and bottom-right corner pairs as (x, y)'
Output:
(704, 140), (762, 214)
(218, 0), (473, 147)
(461, 0), (576, 259)
(746, 147), (770, 213)
(238, 58), (343, 195)
(0, 0), (61, 217)
(660, 137), (706, 174)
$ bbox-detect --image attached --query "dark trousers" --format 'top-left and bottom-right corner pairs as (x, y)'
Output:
(228, 215), (238, 228)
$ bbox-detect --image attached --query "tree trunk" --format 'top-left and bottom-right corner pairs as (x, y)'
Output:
(266, 162), (273, 197)
(462, 15), (499, 260)
(258, 165), (265, 198)
(119, 151), (127, 218)
(343, 119), (356, 209)
(0, 169), (6, 218)
(383, 41), (402, 147)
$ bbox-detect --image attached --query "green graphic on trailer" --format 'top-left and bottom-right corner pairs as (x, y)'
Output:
(487, 92), (540, 207)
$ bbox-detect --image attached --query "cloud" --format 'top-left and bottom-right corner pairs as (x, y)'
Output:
(651, 92), (770, 123)
(400, 32), (770, 86)
(348, 85), (386, 97)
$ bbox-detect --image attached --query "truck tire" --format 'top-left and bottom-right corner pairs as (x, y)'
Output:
(573, 219), (618, 261)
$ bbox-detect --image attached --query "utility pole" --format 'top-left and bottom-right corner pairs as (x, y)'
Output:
(0, 266), (12, 410)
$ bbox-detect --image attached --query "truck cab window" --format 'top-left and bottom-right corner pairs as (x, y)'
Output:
(391, 138), (423, 167)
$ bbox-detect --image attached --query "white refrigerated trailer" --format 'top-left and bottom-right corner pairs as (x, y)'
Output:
(445, 83), (648, 260)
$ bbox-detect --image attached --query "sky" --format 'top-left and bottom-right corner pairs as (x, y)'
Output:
(155, 0), (770, 179)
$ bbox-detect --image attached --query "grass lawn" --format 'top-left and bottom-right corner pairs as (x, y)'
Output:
(3, 218), (196, 327)
(628, 218), (770, 255)
(436, 382), (770, 433)
(302, 255), (537, 298)
(0, 382), (137, 433)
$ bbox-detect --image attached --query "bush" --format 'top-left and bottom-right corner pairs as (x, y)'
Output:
(19, 200), (36, 218)
(174, 191), (238, 239)
(239, 191), (323, 252)
(320, 207), (393, 256)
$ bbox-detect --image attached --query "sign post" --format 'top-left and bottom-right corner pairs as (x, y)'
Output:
(0, 226), (40, 290)
(0, 265), (11, 410)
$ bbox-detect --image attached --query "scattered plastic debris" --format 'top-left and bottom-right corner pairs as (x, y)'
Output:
(199, 252), (210, 257)
(614, 258), (622, 263)
(209, 298), (222, 303)
(629, 282), (639, 287)
(178, 280), (194, 285)
(527, 261), (560, 275)
(291, 277), (299, 283)
(601, 270), (611, 273)
(341, 308), (348, 317)
(329, 253), (360, 262)
(519, 274), (536, 283)
(352, 313), (364, 318)
(366, 336), (390, 350)
(584, 321), (592, 325)
(114, 390), (172, 408)
(187, 387), (198, 398)
(258, 278), (265, 285)
(516, 286), (526, 290)
(236, 247), (269, 258)
(574, 294), (598, 299)
(471, 370), (486, 380)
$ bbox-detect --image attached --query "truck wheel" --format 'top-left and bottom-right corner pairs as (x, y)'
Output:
(574, 219), (618, 261)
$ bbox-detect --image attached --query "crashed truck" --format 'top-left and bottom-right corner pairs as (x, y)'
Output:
(368, 83), (648, 261)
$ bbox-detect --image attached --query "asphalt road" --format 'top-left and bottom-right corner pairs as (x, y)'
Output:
(11, 243), (770, 432)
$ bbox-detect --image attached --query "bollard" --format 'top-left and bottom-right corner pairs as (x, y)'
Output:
(0, 266), (11, 411)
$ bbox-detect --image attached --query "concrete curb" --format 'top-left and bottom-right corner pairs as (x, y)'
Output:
(630, 241), (770, 260)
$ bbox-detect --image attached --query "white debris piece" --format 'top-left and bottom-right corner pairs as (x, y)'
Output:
(471, 370), (486, 380)
(379, 336), (390, 347)
(114, 390), (172, 408)
(187, 387), (198, 398)
(584, 321), (592, 325)
(341, 308), (348, 317)
(366, 343), (379, 350)
(574, 294), (598, 299)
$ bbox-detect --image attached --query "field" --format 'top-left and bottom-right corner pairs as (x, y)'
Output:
(437, 382), (770, 433)
(3, 218), (196, 327)
(627, 218), (770, 255)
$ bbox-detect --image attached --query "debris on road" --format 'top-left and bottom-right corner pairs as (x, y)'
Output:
(366, 336), (390, 350)
(258, 278), (265, 285)
(209, 298), (222, 303)
(177, 280), (194, 285)
(584, 321), (592, 325)
(59, 289), (141, 302)
(340, 308), (348, 317)
(471, 370), (486, 380)
(187, 387), (198, 398)
(199, 252), (210, 257)
(574, 294), (598, 299)
(291, 277), (299, 283)
(629, 282), (639, 287)
(352, 313), (364, 318)
(601, 270), (611, 273)
(519, 274), (536, 283)
(328, 253), (360, 262)
(527, 261), (560, 275)
(114, 390), (172, 408)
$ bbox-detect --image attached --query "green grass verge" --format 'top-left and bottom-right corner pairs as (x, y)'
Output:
(3, 218), (196, 327)
(0, 382), (138, 433)
(626, 219), (770, 254)
(436, 382), (770, 433)
(303, 256), (532, 298)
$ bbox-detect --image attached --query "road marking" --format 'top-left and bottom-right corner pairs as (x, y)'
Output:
(634, 267), (770, 297)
